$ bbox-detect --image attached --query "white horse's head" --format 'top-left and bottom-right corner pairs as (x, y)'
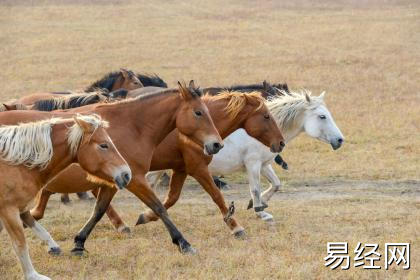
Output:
(302, 92), (344, 150)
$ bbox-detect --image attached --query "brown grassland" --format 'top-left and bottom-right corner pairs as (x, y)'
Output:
(0, 0), (419, 279)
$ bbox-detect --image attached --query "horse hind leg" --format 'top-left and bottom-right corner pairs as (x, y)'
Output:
(0, 207), (50, 280)
(20, 211), (61, 256)
(245, 161), (273, 222)
(60, 193), (71, 204)
(30, 189), (54, 220)
(260, 164), (282, 205)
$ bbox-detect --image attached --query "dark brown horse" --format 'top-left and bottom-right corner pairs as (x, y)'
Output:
(17, 81), (222, 255)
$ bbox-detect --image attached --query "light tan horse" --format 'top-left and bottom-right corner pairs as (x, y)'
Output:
(0, 114), (131, 280)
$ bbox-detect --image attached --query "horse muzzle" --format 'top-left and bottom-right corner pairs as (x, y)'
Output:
(114, 166), (132, 189)
(204, 141), (224, 155)
(270, 141), (285, 153)
(331, 137), (344, 150)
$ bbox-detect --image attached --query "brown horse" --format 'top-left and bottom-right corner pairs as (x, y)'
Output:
(31, 90), (285, 239)
(0, 114), (131, 280)
(19, 81), (222, 255)
(10, 69), (142, 106)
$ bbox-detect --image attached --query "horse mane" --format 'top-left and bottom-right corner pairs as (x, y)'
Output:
(267, 90), (325, 130)
(85, 71), (123, 92)
(204, 91), (265, 120)
(32, 92), (108, 111)
(137, 73), (168, 88)
(0, 115), (107, 169)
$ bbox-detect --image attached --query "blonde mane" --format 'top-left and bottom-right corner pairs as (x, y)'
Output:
(267, 90), (325, 131)
(0, 114), (107, 169)
(205, 91), (265, 120)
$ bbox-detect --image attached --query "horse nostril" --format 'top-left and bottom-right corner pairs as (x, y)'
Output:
(213, 142), (221, 150)
(280, 141), (285, 147)
(338, 138), (343, 144)
(122, 172), (131, 183)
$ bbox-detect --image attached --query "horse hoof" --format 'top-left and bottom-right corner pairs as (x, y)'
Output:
(178, 240), (197, 255)
(233, 229), (246, 239)
(48, 247), (61, 256)
(71, 247), (86, 257)
(247, 199), (253, 209)
(135, 214), (147, 225)
(118, 226), (131, 234)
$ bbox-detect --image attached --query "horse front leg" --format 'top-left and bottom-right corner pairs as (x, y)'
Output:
(90, 188), (130, 233)
(71, 186), (118, 256)
(137, 170), (187, 224)
(192, 168), (245, 238)
(20, 211), (61, 256)
(128, 174), (195, 254)
(30, 188), (54, 221)
(0, 207), (50, 280)
(260, 164), (282, 205)
(245, 161), (273, 222)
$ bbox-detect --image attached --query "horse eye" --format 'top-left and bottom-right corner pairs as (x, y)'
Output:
(99, 143), (109, 150)
(194, 110), (202, 117)
(319, 115), (326, 120)
(264, 114), (270, 120)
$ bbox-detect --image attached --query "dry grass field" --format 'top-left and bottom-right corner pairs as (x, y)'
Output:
(0, 0), (419, 279)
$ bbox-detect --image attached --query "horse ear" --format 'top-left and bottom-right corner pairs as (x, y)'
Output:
(177, 81), (190, 100)
(2, 103), (14, 110)
(319, 92), (325, 99)
(305, 93), (311, 103)
(188, 80), (196, 90)
(120, 68), (129, 79)
(74, 115), (95, 133)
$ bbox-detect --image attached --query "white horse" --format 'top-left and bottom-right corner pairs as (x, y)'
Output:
(147, 90), (344, 221)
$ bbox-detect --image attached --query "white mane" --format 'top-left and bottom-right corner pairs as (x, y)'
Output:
(267, 90), (325, 131)
(0, 114), (107, 169)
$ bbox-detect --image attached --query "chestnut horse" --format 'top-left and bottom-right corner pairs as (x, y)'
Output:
(0, 114), (130, 280)
(20, 81), (222, 255)
(31, 90), (285, 239)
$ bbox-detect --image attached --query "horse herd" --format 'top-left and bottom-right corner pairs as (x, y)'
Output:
(0, 69), (344, 280)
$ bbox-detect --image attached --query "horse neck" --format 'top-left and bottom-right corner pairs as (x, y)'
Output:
(97, 91), (181, 146)
(274, 108), (305, 144)
(207, 99), (255, 139)
(39, 122), (76, 184)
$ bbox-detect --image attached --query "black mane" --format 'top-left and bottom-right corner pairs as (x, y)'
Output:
(32, 93), (106, 111)
(137, 73), (168, 88)
(85, 71), (121, 92)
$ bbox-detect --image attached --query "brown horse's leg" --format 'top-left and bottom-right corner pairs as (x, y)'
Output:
(191, 169), (245, 238)
(72, 186), (118, 256)
(60, 193), (71, 204)
(138, 170), (187, 223)
(90, 187), (130, 233)
(0, 207), (44, 279)
(30, 188), (54, 220)
(20, 211), (61, 255)
(128, 175), (195, 254)
(76, 192), (91, 200)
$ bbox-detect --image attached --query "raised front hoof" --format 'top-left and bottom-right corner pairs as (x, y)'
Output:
(48, 247), (62, 256)
(233, 229), (246, 240)
(118, 226), (131, 234)
(27, 272), (51, 280)
(71, 247), (87, 257)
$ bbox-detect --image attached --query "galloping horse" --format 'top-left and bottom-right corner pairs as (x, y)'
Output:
(28, 81), (223, 255)
(136, 91), (285, 236)
(0, 114), (131, 280)
(207, 90), (344, 221)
